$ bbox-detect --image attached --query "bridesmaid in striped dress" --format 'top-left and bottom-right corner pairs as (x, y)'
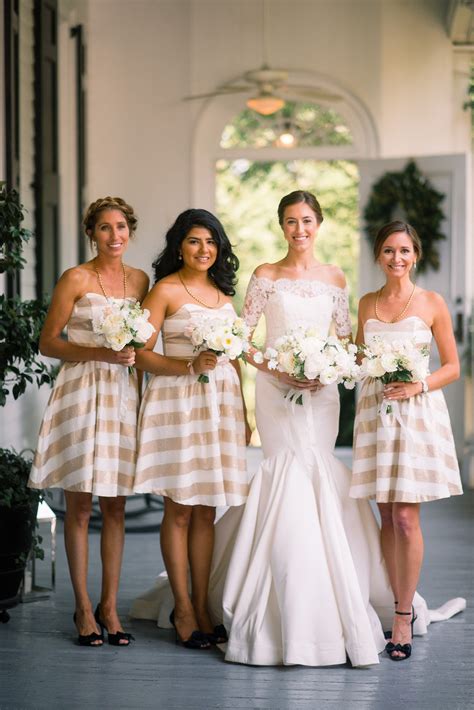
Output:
(29, 197), (149, 646)
(133, 209), (250, 649)
(350, 221), (463, 661)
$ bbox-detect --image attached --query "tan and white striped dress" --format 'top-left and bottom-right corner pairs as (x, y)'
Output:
(350, 316), (463, 503)
(133, 302), (248, 506)
(28, 293), (138, 496)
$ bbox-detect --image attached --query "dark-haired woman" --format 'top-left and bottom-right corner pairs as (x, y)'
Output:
(29, 197), (149, 646)
(350, 221), (463, 660)
(133, 209), (250, 649)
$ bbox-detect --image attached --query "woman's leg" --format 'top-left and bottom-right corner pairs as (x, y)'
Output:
(188, 505), (216, 633)
(64, 491), (102, 642)
(391, 502), (423, 657)
(378, 502), (398, 602)
(160, 497), (198, 641)
(97, 496), (128, 641)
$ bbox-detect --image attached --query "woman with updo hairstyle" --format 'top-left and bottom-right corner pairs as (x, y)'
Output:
(131, 208), (250, 650)
(350, 220), (463, 661)
(29, 196), (149, 646)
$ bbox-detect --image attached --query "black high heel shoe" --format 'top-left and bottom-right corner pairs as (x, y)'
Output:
(386, 606), (417, 661)
(94, 604), (134, 647)
(205, 624), (228, 645)
(169, 609), (211, 650)
(73, 612), (103, 647)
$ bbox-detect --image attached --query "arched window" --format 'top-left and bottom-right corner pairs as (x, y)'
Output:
(220, 101), (353, 150)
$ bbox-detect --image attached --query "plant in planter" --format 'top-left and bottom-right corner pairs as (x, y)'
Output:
(0, 181), (55, 621)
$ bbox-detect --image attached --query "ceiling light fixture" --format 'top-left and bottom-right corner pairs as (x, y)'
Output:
(246, 92), (285, 115)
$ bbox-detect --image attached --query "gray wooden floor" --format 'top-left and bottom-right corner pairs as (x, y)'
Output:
(1, 481), (473, 709)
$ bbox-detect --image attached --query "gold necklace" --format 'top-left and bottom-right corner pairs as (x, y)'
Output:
(375, 283), (416, 323)
(94, 259), (127, 300)
(178, 271), (221, 309)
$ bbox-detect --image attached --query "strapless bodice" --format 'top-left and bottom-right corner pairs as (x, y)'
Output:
(162, 302), (237, 358)
(67, 293), (137, 346)
(363, 316), (432, 347)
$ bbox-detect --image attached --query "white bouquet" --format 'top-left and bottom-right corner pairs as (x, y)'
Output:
(184, 313), (251, 383)
(260, 325), (360, 404)
(360, 336), (429, 412)
(92, 299), (155, 370)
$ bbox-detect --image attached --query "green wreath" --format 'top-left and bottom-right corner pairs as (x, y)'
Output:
(364, 160), (446, 273)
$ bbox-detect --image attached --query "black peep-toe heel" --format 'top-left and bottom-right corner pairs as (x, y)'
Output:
(94, 604), (134, 647)
(73, 612), (103, 647)
(169, 609), (211, 650)
(386, 607), (417, 661)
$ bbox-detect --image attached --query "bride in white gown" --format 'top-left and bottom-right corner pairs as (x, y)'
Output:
(130, 191), (464, 666)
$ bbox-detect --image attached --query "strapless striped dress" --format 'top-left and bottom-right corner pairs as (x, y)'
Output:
(133, 302), (248, 506)
(350, 316), (463, 503)
(28, 293), (139, 496)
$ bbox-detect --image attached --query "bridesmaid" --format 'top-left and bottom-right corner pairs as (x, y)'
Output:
(133, 208), (250, 649)
(350, 220), (463, 661)
(29, 197), (149, 646)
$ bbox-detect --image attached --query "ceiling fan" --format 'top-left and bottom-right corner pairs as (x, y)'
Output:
(184, 1), (340, 115)
(184, 64), (340, 115)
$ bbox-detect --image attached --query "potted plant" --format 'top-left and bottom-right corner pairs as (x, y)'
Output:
(0, 181), (55, 621)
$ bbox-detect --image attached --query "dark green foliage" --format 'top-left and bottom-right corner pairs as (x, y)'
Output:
(0, 449), (44, 560)
(364, 160), (446, 273)
(0, 182), (55, 406)
(0, 182), (53, 562)
(0, 182), (31, 274)
(0, 294), (54, 406)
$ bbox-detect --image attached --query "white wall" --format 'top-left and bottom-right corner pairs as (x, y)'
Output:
(85, 0), (472, 278)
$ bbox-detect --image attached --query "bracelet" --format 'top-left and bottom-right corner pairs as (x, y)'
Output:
(420, 379), (429, 394)
(186, 360), (195, 376)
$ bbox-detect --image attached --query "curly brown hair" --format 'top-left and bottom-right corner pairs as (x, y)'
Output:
(83, 197), (138, 248)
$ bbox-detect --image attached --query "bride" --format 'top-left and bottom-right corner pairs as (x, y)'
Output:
(131, 190), (463, 666)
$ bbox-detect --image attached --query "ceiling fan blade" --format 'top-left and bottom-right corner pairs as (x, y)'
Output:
(282, 85), (341, 102)
(183, 86), (249, 101)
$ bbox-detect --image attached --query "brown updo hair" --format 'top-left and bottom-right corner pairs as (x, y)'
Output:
(83, 196), (138, 248)
(277, 190), (324, 226)
(373, 220), (423, 263)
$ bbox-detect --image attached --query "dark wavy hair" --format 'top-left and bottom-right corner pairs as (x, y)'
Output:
(152, 209), (239, 296)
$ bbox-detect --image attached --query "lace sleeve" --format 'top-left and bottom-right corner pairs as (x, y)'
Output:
(241, 274), (271, 330)
(332, 287), (352, 337)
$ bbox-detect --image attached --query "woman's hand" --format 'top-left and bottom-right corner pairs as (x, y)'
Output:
(99, 345), (136, 367)
(383, 381), (422, 400)
(274, 371), (323, 391)
(192, 350), (218, 375)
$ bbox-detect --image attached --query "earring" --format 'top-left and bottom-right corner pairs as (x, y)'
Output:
(413, 262), (417, 270)
(178, 253), (183, 261)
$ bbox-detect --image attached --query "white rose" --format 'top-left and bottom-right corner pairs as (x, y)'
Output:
(366, 357), (386, 378)
(319, 367), (339, 385)
(278, 350), (296, 374)
(380, 353), (398, 372)
(134, 319), (155, 343)
(108, 332), (131, 351)
(303, 353), (325, 380)
(253, 351), (264, 364)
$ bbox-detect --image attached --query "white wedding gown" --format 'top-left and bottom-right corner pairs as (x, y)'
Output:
(130, 276), (465, 667)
